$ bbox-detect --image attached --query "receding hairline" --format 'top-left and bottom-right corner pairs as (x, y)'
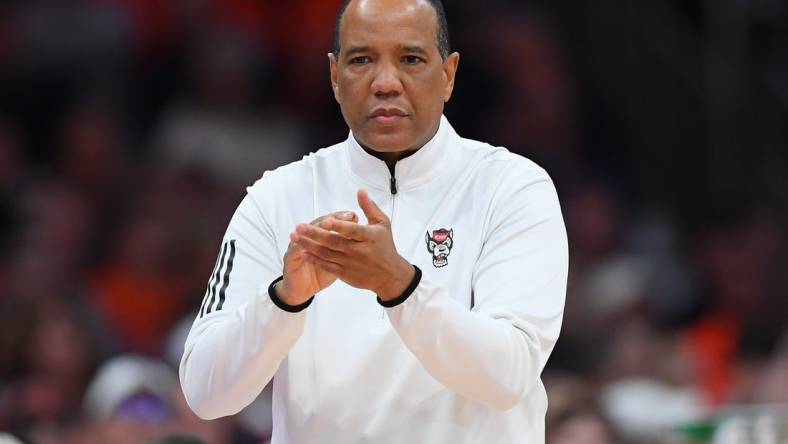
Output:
(332, 0), (451, 61)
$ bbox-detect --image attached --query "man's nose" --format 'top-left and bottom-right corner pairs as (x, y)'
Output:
(371, 62), (403, 98)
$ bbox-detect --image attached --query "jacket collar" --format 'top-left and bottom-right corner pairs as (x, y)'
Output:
(345, 115), (458, 193)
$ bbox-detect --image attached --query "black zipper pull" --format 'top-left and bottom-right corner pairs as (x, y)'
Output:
(390, 176), (398, 195)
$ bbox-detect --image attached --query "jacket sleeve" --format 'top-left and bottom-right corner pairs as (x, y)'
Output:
(179, 183), (305, 420)
(385, 167), (568, 411)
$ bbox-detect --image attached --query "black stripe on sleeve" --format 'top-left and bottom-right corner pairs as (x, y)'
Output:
(203, 241), (228, 317)
(214, 240), (236, 312)
(199, 242), (224, 317)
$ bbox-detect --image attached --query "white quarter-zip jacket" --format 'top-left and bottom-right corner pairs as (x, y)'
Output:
(180, 116), (568, 443)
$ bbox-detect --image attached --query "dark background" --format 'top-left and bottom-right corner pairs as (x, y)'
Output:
(0, 1), (786, 443)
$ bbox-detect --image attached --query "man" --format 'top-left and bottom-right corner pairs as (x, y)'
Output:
(179, 0), (568, 442)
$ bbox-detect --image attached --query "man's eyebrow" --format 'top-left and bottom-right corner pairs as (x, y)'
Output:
(397, 45), (428, 55)
(344, 46), (371, 57)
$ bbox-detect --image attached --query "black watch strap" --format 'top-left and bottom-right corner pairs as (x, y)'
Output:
(268, 276), (314, 313)
(377, 265), (422, 308)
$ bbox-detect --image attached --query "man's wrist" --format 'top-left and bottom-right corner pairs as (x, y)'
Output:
(376, 259), (416, 301)
(377, 265), (422, 308)
(268, 277), (314, 313)
(274, 281), (294, 304)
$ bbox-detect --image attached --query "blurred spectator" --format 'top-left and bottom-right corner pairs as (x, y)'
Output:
(477, 11), (575, 166)
(86, 192), (190, 355)
(548, 409), (617, 444)
(55, 100), (130, 205)
(76, 354), (233, 444)
(0, 300), (99, 442)
(753, 333), (788, 404)
(545, 373), (619, 444)
(600, 378), (703, 442)
(152, 28), (306, 189)
(683, 210), (787, 405)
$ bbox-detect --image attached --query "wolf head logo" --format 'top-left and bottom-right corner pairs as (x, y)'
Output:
(426, 228), (454, 268)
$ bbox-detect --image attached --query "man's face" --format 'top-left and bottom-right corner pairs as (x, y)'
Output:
(330, 0), (459, 155)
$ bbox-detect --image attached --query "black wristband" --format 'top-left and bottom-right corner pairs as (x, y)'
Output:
(268, 276), (314, 313)
(377, 265), (422, 308)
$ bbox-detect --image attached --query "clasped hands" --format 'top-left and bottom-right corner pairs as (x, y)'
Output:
(274, 189), (416, 306)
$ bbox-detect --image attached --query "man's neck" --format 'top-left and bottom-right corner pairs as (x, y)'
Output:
(356, 119), (442, 174)
(361, 146), (420, 174)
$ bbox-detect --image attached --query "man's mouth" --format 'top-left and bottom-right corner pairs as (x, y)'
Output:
(370, 107), (408, 125)
(373, 115), (404, 125)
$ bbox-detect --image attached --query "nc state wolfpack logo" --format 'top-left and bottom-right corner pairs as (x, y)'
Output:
(426, 228), (453, 268)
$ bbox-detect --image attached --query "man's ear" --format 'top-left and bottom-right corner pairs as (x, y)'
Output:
(329, 53), (340, 103)
(442, 52), (460, 103)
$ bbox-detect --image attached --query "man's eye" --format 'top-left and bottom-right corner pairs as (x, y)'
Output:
(403, 55), (423, 65)
(350, 56), (371, 65)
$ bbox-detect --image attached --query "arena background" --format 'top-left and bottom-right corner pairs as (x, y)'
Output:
(0, 1), (786, 443)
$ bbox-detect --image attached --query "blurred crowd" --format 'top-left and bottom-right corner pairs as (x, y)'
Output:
(0, 1), (787, 443)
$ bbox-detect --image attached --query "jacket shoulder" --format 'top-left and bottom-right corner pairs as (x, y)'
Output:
(458, 137), (551, 186)
(246, 142), (345, 198)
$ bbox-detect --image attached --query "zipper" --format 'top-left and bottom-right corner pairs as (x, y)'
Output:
(389, 166), (398, 238)
(387, 162), (398, 223)
(381, 166), (398, 320)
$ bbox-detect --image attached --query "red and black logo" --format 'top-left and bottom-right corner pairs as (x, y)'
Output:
(426, 228), (453, 268)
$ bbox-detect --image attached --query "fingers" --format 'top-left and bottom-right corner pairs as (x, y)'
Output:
(291, 229), (346, 262)
(310, 211), (358, 226)
(357, 189), (388, 225)
(320, 218), (368, 241)
(338, 211), (359, 223)
(295, 223), (354, 251)
(288, 211), (359, 264)
(283, 239), (309, 272)
(304, 252), (342, 275)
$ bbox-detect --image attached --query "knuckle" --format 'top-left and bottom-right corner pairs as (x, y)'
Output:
(324, 236), (335, 249)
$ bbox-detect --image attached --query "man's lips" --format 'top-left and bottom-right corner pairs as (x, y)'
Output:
(369, 107), (408, 125)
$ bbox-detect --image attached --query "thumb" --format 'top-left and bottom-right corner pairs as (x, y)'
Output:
(357, 189), (387, 225)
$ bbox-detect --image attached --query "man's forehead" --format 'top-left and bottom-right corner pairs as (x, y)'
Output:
(340, 0), (439, 46)
(350, 0), (431, 17)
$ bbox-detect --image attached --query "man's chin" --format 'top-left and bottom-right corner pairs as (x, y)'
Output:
(357, 132), (415, 154)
